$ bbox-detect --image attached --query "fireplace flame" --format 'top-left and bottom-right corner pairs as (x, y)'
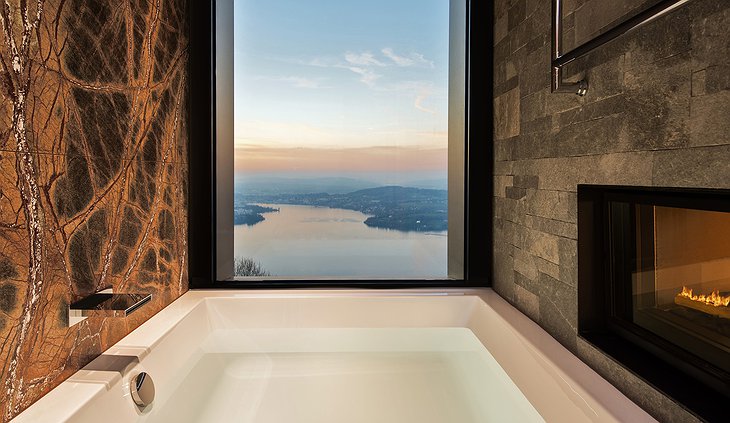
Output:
(678, 286), (730, 307)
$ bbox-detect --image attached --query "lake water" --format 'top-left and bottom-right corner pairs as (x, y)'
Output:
(233, 204), (447, 278)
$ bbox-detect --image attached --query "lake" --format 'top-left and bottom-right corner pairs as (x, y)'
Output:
(234, 204), (447, 278)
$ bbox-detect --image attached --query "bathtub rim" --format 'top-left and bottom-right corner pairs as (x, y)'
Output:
(11, 288), (655, 423)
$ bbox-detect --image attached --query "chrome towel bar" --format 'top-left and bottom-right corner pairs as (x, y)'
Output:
(551, 0), (693, 96)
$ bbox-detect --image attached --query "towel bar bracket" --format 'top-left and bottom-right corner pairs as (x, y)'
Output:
(551, 0), (692, 96)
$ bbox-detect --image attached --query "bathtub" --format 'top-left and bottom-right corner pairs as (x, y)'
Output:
(13, 289), (655, 422)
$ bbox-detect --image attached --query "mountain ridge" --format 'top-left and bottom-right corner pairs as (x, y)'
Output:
(237, 185), (447, 232)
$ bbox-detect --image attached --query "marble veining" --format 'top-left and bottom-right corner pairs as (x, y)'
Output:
(0, 1), (188, 420)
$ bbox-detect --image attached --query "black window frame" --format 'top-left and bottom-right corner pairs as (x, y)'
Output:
(187, 0), (493, 289)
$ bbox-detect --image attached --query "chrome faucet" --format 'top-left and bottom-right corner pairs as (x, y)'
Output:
(68, 287), (152, 327)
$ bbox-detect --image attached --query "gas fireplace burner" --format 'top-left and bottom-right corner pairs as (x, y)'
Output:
(578, 185), (730, 423)
(676, 286), (730, 318)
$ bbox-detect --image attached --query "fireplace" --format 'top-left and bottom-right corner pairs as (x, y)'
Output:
(578, 185), (730, 422)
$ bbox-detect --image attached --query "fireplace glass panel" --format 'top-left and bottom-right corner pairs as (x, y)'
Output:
(579, 186), (730, 419)
(630, 204), (730, 374)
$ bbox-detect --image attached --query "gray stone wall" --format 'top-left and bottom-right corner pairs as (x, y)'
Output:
(493, 0), (729, 421)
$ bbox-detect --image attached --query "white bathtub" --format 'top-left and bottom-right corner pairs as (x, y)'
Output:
(13, 289), (656, 422)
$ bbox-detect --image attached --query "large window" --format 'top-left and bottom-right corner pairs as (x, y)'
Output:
(215, 0), (466, 281)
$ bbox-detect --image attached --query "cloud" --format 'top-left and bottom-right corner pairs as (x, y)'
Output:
(345, 66), (381, 87)
(344, 52), (386, 67)
(286, 77), (322, 89)
(235, 120), (447, 150)
(381, 81), (441, 114)
(382, 48), (434, 68)
(289, 48), (434, 89)
(303, 56), (339, 67)
(285, 54), (383, 87)
(234, 145), (448, 173)
(342, 53), (384, 87)
(257, 76), (324, 89)
(414, 90), (437, 114)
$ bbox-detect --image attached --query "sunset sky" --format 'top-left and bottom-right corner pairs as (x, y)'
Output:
(234, 0), (449, 181)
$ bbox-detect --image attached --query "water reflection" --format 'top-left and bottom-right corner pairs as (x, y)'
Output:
(234, 204), (447, 278)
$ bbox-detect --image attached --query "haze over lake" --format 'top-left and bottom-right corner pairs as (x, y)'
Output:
(234, 204), (447, 278)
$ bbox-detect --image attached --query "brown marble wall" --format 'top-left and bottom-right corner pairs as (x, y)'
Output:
(0, 0), (188, 420)
(493, 0), (728, 421)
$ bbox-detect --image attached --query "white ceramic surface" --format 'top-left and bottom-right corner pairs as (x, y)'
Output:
(12, 289), (657, 423)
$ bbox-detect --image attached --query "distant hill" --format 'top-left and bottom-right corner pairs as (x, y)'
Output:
(241, 186), (447, 232)
(404, 178), (448, 190)
(343, 186), (447, 203)
(235, 176), (378, 196)
(233, 204), (279, 226)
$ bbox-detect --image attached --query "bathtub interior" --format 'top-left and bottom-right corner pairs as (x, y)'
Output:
(12, 290), (656, 423)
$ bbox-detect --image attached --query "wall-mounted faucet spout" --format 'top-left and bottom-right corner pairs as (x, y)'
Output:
(68, 288), (152, 327)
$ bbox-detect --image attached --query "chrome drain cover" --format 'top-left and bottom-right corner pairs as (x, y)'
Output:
(130, 372), (155, 407)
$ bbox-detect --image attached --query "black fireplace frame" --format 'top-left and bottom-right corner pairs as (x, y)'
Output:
(578, 185), (730, 423)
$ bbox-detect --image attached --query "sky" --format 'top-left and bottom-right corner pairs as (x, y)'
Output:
(234, 0), (449, 182)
